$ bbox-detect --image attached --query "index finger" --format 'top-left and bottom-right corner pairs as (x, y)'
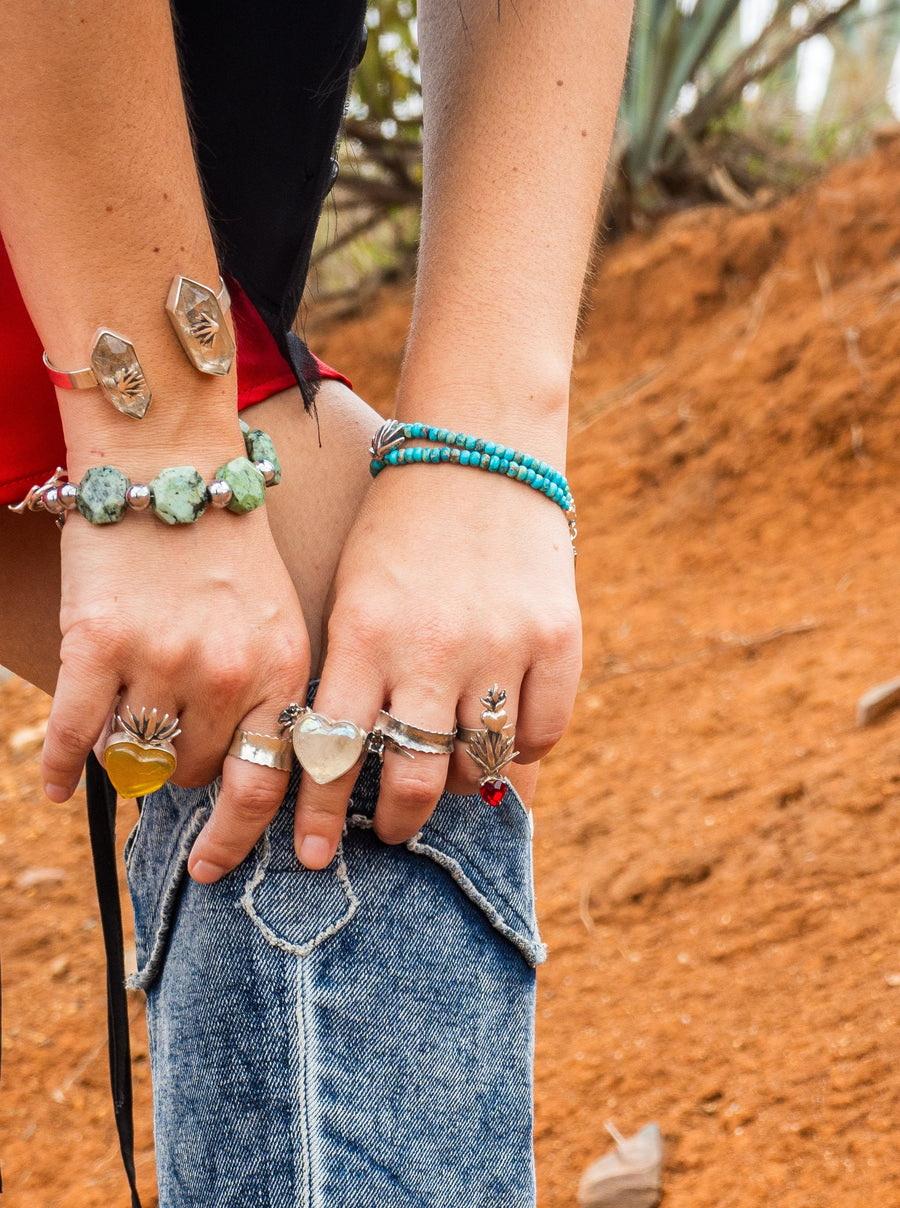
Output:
(42, 635), (122, 801)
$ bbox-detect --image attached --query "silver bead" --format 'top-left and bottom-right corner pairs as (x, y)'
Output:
(59, 482), (78, 510)
(43, 487), (65, 514)
(126, 483), (152, 511)
(208, 479), (233, 508)
(255, 459), (276, 486)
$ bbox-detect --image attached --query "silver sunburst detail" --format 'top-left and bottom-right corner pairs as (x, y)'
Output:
(370, 418), (407, 460)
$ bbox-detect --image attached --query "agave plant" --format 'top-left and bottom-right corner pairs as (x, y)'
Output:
(619, 0), (862, 207)
(313, 0), (892, 288)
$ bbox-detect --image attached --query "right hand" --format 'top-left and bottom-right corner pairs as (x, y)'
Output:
(41, 497), (310, 883)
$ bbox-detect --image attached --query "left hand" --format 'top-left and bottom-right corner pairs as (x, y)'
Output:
(291, 459), (581, 868)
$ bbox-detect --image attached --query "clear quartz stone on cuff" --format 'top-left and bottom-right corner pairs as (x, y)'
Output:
(166, 276), (235, 376)
(89, 329), (152, 418)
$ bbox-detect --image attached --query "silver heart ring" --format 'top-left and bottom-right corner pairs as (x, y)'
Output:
(279, 704), (369, 786)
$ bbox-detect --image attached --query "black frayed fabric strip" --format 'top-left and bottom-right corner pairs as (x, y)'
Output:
(173, 0), (368, 411)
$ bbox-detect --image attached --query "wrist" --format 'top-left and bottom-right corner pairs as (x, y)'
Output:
(395, 351), (571, 468)
(61, 376), (242, 483)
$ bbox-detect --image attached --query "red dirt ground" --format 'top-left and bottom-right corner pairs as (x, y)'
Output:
(4, 135), (900, 1206)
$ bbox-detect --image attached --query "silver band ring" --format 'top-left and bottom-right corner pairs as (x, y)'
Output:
(373, 710), (456, 756)
(228, 729), (293, 772)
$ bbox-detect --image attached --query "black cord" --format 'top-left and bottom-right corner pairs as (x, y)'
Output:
(85, 753), (142, 1208)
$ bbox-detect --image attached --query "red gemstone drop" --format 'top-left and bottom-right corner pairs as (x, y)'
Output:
(480, 779), (506, 807)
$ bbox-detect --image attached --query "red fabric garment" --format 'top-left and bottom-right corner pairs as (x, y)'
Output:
(0, 243), (349, 507)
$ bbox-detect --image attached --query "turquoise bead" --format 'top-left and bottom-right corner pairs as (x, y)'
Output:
(367, 419), (574, 525)
(76, 465), (130, 525)
(243, 429), (281, 484)
(150, 466), (209, 525)
(215, 456), (266, 515)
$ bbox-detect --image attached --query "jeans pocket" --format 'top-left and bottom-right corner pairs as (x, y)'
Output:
(404, 783), (547, 968)
(125, 782), (213, 993)
(238, 807), (359, 957)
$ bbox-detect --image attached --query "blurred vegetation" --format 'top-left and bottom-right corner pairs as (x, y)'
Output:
(308, 0), (900, 307)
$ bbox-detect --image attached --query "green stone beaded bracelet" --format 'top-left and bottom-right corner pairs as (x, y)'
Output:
(8, 420), (280, 527)
(369, 419), (577, 543)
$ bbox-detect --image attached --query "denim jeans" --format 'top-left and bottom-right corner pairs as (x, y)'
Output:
(126, 744), (545, 1207)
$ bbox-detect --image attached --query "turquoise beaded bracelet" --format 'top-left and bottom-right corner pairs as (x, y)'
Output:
(9, 420), (280, 528)
(369, 419), (577, 541)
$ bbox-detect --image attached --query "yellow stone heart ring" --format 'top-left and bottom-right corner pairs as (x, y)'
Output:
(103, 706), (181, 797)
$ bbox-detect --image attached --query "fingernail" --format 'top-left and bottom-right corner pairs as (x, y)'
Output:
(44, 783), (73, 803)
(299, 835), (333, 869)
(189, 859), (227, 883)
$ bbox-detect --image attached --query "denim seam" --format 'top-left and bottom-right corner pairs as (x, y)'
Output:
(293, 957), (314, 1208)
(240, 833), (360, 957)
(404, 834), (547, 967)
(126, 799), (212, 991)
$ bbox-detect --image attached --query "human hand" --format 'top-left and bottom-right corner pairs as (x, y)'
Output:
(291, 461), (581, 869)
(41, 501), (310, 883)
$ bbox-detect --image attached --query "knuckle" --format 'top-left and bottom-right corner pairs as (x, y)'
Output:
(221, 780), (281, 827)
(150, 639), (189, 680)
(299, 800), (345, 835)
(521, 705), (571, 755)
(535, 610), (582, 661)
(526, 720), (568, 755)
(375, 821), (420, 846)
(60, 616), (129, 669)
(385, 765), (442, 813)
(207, 654), (253, 700)
(45, 716), (90, 759)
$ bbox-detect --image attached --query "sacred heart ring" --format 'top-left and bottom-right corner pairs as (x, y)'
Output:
(458, 685), (519, 807)
(103, 706), (181, 797)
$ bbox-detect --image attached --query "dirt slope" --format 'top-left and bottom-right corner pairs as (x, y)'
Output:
(3, 135), (900, 1206)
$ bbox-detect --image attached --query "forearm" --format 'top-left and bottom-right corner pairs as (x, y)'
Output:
(401, 0), (633, 455)
(0, 0), (237, 481)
